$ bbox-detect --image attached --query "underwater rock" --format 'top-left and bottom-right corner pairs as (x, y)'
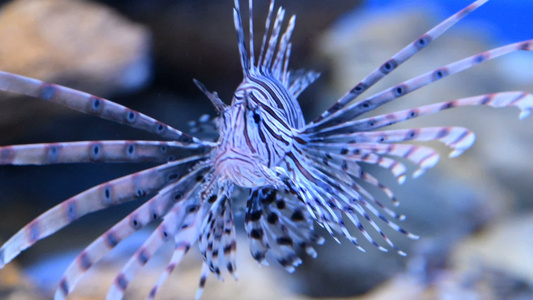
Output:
(353, 213), (533, 300)
(0, 262), (46, 300)
(25, 234), (303, 299)
(451, 214), (533, 284)
(0, 0), (151, 96)
(0, 0), (151, 141)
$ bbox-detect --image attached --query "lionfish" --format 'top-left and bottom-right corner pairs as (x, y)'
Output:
(0, 0), (531, 299)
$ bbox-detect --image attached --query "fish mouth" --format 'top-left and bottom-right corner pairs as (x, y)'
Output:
(214, 149), (283, 188)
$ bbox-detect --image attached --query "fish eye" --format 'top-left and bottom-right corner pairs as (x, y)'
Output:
(253, 110), (261, 123)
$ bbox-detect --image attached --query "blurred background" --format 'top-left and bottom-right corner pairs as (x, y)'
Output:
(0, 0), (532, 299)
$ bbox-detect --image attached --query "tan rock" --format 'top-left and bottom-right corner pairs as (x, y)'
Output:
(0, 261), (47, 300)
(451, 214), (533, 283)
(0, 0), (151, 96)
(49, 236), (306, 300)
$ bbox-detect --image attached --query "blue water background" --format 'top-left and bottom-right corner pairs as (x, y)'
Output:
(366, 0), (533, 44)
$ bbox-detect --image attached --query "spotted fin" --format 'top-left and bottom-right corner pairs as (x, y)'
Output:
(286, 149), (419, 255)
(245, 189), (323, 271)
(312, 0), (490, 123)
(319, 92), (533, 138)
(198, 196), (238, 282)
(244, 191), (271, 265)
(106, 183), (205, 300)
(309, 151), (405, 216)
(0, 140), (205, 165)
(310, 40), (533, 130)
(147, 207), (206, 300)
(309, 151), (403, 210)
(195, 262), (211, 300)
(0, 71), (203, 144)
(0, 155), (205, 270)
(53, 165), (208, 299)
(259, 191), (323, 270)
(106, 207), (183, 300)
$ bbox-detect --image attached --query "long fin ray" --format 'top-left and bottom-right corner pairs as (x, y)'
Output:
(0, 71), (205, 144)
(309, 92), (533, 136)
(308, 40), (533, 130)
(106, 181), (205, 299)
(0, 140), (205, 165)
(0, 154), (206, 269)
(311, 0), (490, 124)
(54, 165), (209, 299)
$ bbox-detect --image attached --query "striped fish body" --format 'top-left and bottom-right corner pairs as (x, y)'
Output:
(234, 75), (305, 129)
(215, 75), (302, 188)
